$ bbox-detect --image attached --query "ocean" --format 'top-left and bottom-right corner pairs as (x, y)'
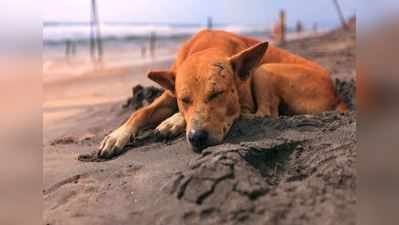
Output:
(43, 22), (270, 45)
(43, 22), (272, 69)
(42, 22), (325, 79)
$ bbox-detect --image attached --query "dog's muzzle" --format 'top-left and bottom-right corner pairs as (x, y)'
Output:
(188, 129), (209, 152)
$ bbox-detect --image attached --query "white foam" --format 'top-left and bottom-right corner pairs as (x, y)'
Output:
(43, 23), (268, 43)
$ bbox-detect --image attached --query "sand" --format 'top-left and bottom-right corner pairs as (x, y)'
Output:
(43, 27), (356, 225)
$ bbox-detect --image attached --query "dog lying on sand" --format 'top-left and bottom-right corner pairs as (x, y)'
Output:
(98, 30), (347, 157)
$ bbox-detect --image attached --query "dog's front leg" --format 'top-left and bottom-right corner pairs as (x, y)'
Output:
(98, 92), (177, 158)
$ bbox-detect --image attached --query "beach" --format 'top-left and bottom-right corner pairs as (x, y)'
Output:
(43, 25), (355, 225)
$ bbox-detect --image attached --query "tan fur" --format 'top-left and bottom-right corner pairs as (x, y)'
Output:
(99, 30), (346, 155)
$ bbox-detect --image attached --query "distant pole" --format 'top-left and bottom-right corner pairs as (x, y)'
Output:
(65, 39), (71, 60)
(207, 17), (213, 30)
(296, 20), (304, 33)
(90, 5), (96, 62)
(149, 31), (156, 60)
(313, 22), (318, 32)
(332, 0), (348, 29)
(90, 0), (103, 64)
(71, 41), (76, 56)
(279, 10), (286, 45)
(141, 45), (147, 58)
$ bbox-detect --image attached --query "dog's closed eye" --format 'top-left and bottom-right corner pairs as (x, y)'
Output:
(213, 63), (225, 71)
(207, 90), (224, 101)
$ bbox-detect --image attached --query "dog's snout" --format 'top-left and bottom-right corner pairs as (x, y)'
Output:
(188, 129), (209, 151)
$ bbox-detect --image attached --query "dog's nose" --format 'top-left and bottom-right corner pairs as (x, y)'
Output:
(188, 129), (209, 151)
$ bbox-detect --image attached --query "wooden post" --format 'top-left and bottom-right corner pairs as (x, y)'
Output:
(313, 22), (318, 32)
(141, 45), (147, 58)
(92, 0), (103, 63)
(65, 39), (71, 60)
(71, 41), (76, 56)
(332, 0), (348, 29)
(90, 0), (103, 64)
(207, 17), (213, 30)
(90, 7), (96, 62)
(149, 31), (156, 60)
(296, 20), (304, 33)
(279, 10), (286, 45)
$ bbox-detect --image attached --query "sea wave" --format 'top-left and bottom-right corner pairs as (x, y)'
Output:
(43, 23), (268, 44)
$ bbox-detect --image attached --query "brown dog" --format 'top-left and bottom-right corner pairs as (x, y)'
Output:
(98, 30), (347, 156)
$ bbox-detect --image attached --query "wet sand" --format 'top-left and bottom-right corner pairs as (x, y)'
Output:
(43, 27), (356, 225)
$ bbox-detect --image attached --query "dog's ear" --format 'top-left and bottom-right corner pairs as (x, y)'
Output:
(147, 70), (176, 93)
(229, 42), (268, 81)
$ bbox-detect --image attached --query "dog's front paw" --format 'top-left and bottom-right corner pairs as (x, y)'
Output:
(155, 112), (186, 138)
(240, 112), (254, 120)
(98, 125), (133, 158)
(240, 112), (269, 120)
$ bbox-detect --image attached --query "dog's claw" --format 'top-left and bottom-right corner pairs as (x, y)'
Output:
(98, 125), (132, 158)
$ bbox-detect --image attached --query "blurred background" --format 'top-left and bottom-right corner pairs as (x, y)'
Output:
(42, 0), (357, 82)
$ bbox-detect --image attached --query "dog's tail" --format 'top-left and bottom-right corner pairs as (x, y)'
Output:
(335, 99), (349, 113)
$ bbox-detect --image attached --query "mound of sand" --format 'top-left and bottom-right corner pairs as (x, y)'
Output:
(163, 111), (356, 225)
(44, 78), (356, 225)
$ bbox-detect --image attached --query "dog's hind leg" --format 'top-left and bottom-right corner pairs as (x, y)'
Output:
(240, 67), (280, 120)
(98, 92), (177, 158)
(155, 112), (186, 139)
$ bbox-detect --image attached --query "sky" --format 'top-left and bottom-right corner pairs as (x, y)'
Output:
(42, 0), (399, 28)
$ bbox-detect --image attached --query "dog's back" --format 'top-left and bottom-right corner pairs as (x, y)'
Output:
(175, 30), (327, 74)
